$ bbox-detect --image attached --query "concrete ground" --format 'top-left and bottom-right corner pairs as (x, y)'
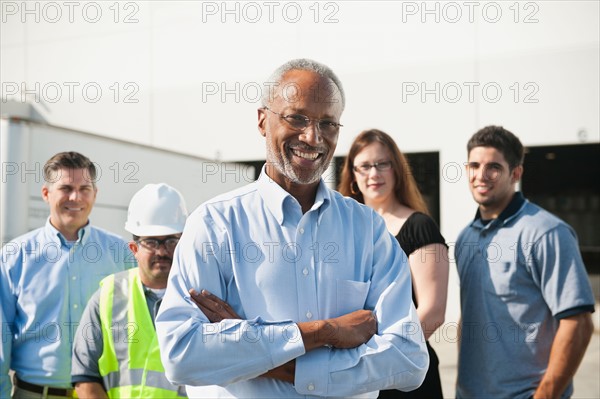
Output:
(431, 304), (600, 399)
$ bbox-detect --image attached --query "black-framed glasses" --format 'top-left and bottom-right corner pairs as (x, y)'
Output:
(264, 106), (343, 135)
(137, 237), (180, 251)
(353, 161), (393, 175)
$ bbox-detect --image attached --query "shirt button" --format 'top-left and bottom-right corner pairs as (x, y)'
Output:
(302, 268), (309, 276)
(72, 276), (77, 280)
(307, 383), (315, 391)
(299, 228), (305, 234)
(306, 311), (312, 319)
(73, 304), (78, 309)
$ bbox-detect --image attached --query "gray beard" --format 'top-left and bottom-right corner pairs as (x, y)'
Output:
(265, 142), (327, 185)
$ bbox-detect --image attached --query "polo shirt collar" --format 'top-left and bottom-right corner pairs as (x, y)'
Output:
(471, 191), (526, 230)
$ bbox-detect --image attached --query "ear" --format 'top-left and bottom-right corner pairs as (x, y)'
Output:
(128, 241), (139, 256)
(257, 108), (267, 137)
(41, 185), (50, 203)
(511, 165), (523, 183)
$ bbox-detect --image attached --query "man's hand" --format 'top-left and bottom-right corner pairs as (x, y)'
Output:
(326, 310), (378, 348)
(189, 289), (241, 321)
(299, 309), (377, 351)
(261, 361), (296, 384)
(74, 382), (108, 399)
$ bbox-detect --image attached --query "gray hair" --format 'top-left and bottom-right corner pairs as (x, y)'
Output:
(261, 58), (345, 111)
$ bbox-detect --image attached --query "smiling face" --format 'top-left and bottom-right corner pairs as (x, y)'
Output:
(466, 146), (523, 219)
(352, 142), (396, 206)
(42, 168), (97, 240)
(258, 69), (343, 190)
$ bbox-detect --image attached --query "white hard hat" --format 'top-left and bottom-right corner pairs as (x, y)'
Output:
(125, 183), (188, 236)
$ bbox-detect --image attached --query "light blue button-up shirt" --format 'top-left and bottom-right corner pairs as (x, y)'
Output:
(156, 169), (429, 398)
(0, 219), (134, 397)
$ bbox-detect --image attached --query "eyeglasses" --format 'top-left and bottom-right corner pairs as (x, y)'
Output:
(136, 237), (180, 251)
(263, 106), (343, 135)
(353, 161), (393, 175)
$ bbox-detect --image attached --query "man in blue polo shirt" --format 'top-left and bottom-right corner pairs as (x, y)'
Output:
(455, 125), (595, 399)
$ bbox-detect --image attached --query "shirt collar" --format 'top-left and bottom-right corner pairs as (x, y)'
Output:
(471, 191), (526, 229)
(44, 217), (91, 246)
(256, 164), (331, 225)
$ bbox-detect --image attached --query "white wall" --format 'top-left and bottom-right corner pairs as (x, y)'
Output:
(0, 116), (252, 242)
(2, 0), (599, 322)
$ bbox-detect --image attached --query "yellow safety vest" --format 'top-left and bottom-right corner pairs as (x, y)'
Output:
(98, 269), (186, 398)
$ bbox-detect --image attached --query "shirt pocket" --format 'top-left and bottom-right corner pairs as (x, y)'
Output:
(336, 279), (371, 316)
(484, 261), (518, 297)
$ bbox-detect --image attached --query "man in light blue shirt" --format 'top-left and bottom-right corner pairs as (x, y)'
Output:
(0, 151), (133, 398)
(156, 59), (429, 398)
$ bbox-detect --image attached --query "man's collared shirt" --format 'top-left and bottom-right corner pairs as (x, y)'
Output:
(156, 169), (429, 398)
(455, 192), (595, 399)
(0, 219), (133, 397)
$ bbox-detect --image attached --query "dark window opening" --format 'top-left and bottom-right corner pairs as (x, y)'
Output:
(522, 143), (600, 276)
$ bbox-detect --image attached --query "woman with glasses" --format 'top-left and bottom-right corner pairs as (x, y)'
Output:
(338, 129), (449, 399)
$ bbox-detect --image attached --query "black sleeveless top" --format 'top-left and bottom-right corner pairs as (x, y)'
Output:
(378, 212), (447, 399)
(395, 212), (447, 307)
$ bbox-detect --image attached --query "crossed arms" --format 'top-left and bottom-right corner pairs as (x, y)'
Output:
(190, 289), (378, 384)
(155, 204), (429, 397)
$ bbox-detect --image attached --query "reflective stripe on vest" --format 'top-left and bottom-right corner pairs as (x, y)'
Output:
(98, 268), (186, 398)
(103, 369), (187, 397)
